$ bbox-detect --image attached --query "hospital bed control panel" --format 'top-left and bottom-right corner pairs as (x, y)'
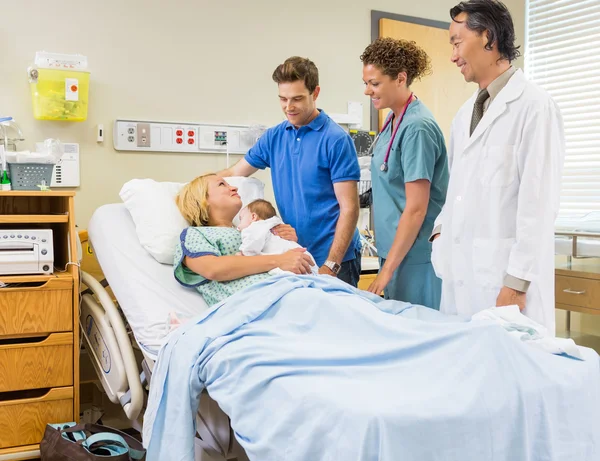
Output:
(0, 229), (54, 275)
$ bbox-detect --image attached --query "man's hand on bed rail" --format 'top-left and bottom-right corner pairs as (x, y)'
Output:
(271, 224), (298, 242)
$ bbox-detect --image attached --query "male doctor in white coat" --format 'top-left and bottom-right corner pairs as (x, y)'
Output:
(431, 0), (565, 333)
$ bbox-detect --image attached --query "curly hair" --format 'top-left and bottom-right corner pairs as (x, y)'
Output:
(360, 37), (432, 86)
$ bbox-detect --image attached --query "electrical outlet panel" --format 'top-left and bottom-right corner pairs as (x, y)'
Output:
(113, 119), (265, 154)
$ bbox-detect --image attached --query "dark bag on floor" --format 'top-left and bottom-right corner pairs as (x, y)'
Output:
(40, 422), (146, 461)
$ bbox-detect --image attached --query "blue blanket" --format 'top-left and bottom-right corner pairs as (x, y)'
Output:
(143, 275), (600, 461)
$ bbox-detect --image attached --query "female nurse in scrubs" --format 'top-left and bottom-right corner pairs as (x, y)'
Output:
(360, 37), (449, 309)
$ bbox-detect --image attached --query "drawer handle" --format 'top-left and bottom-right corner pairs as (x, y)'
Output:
(563, 289), (586, 295)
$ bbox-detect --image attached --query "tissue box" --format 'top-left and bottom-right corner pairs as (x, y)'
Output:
(30, 68), (90, 121)
(8, 163), (54, 190)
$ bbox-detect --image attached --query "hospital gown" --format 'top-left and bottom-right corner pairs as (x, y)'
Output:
(174, 226), (270, 306)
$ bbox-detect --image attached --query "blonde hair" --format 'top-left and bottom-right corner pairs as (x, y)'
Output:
(246, 199), (277, 220)
(176, 173), (215, 226)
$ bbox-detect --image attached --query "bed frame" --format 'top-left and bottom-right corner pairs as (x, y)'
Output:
(79, 271), (248, 461)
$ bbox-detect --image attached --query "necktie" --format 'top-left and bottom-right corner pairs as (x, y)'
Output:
(470, 88), (489, 136)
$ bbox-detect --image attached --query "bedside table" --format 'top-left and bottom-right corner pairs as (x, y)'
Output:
(0, 191), (79, 460)
(358, 256), (380, 291)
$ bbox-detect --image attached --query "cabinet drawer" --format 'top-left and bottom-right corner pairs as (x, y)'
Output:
(0, 277), (72, 337)
(358, 274), (377, 291)
(358, 274), (384, 295)
(0, 333), (73, 392)
(0, 387), (73, 449)
(555, 275), (600, 311)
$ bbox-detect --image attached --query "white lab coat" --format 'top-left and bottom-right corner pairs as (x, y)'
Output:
(431, 69), (565, 334)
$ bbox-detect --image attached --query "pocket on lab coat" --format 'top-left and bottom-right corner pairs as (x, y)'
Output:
(480, 145), (517, 187)
(472, 237), (515, 288)
(431, 236), (444, 279)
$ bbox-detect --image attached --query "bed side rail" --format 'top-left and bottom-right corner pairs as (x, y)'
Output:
(80, 270), (144, 420)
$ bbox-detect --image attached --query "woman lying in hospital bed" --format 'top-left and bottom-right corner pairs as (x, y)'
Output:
(172, 173), (317, 307)
(141, 173), (600, 461)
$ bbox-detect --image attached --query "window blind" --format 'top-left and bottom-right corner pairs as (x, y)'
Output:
(525, 0), (600, 221)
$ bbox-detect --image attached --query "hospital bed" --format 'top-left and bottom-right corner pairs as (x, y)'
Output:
(80, 199), (600, 460)
(79, 203), (248, 461)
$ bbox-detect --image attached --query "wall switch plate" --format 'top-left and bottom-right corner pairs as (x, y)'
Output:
(136, 123), (151, 148)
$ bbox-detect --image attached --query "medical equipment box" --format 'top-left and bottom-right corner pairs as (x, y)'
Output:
(0, 229), (54, 275)
(7, 162), (54, 190)
(30, 67), (90, 121)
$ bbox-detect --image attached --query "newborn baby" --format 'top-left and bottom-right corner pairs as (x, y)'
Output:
(237, 199), (318, 275)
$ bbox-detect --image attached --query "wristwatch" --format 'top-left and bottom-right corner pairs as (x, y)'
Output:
(324, 260), (341, 275)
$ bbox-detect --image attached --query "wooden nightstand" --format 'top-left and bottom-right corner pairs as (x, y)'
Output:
(554, 231), (600, 334)
(0, 191), (79, 460)
(556, 258), (600, 316)
(556, 254), (600, 331)
(358, 256), (380, 292)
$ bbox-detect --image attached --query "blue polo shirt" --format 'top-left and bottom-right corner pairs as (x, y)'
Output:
(245, 109), (361, 266)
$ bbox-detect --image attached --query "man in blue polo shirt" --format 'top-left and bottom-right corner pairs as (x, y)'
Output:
(218, 56), (361, 286)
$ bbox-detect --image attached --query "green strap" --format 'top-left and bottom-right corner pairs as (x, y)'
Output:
(84, 432), (146, 460)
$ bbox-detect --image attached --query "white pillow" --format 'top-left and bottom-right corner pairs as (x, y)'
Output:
(119, 176), (265, 264)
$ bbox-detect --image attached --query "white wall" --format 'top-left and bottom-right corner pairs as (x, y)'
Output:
(8, 1), (597, 343)
(2, 0), (525, 225)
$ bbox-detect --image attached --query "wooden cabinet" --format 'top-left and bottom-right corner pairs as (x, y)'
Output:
(0, 276), (73, 336)
(358, 273), (377, 291)
(556, 273), (600, 314)
(0, 388), (74, 449)
(0, 191), (79, 460)
(556, 255), (600, 316)
(358, 256), (380, 293)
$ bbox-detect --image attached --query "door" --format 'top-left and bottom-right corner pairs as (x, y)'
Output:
(379, 18), (475, 143)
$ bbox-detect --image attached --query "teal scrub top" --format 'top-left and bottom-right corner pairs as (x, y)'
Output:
(371, 99), (449, 262)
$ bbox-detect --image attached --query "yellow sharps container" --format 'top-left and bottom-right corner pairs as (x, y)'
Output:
(29, 52), (90, 122)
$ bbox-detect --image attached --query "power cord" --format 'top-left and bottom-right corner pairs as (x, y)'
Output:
(55, 260), (84, 350)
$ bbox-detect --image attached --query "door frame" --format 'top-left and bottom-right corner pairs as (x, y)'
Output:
(370, 11), (450, 131)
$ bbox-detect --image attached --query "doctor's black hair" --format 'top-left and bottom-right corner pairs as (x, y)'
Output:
(450, 0), (521, 63)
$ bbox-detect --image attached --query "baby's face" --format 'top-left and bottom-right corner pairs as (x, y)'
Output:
(237, 207), (257, 230)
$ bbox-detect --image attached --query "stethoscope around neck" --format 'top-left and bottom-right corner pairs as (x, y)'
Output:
(368, 93), (416, 172)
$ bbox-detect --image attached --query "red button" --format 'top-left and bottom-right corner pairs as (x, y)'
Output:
(176, 130), (183, 136)
(187, 138), (194, 144)
(70, 85), (78, 92)
(176, 138), (183, 144)
(188, 130), (195, 137)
